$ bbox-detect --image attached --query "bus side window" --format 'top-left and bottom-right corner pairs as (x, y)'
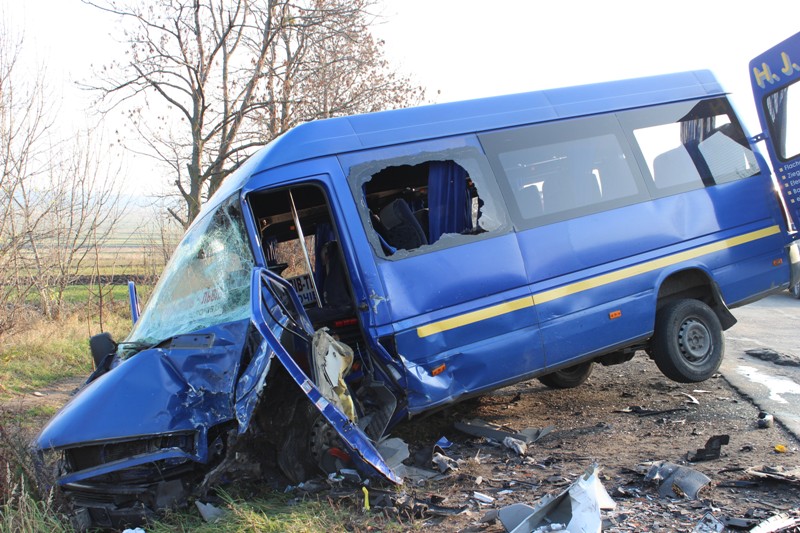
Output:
(627, 97), (760, 194)
(357, 157), (505, 256)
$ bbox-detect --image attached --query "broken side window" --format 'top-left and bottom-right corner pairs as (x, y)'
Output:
(126, 194), (254, 348)
(346, 144), (508, 258)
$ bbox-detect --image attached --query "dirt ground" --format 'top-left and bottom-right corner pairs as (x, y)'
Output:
(5, 352), (800, 531)
(384, 351), (800, 531)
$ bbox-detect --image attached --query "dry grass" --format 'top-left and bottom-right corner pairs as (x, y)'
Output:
(0, 309), (131, 398)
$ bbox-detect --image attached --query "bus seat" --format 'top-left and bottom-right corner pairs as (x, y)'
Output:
(518, 184), (543, 218)
(379, 198), (428, 250)
(542, 176), (574, 214)
(307, 240), (352, 324)
(652, 146), (702, 188)
(573, 172), (602, 206)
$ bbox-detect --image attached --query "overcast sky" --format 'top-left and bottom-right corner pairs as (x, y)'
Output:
(6, 0), (800, 190)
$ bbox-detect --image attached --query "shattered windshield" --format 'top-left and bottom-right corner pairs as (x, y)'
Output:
(125, 195), (254, 347)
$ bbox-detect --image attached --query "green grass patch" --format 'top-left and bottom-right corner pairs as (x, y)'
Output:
(149, 489), (413, 533)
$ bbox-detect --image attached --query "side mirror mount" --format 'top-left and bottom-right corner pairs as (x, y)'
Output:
(128, 280), (140, 325)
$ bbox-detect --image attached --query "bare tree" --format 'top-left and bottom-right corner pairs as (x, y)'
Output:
(84, 0), (424, 227)
(0, 18), (129, 328)
(0, 23), (56, 332)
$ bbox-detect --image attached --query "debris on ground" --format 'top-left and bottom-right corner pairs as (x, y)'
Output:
(195, 500), (226, 523)
(686, 434), (729, 462)
(759, 411), (776, 429)
(455, 418), (554, 444)
(745, 348), (800, 367)
(640, 461), (711, 499)
(746, 465), (800, 484)
(496, 465), (614, 533)
(614, 405), (690, 417)
(749, 512), (800, 533)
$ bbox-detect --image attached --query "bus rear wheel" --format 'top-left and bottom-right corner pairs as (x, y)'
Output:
(651, 299), (723, 383)
(537, 361), (593, 389)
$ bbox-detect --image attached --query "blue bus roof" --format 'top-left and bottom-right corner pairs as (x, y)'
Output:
(212, 69), (724, 210)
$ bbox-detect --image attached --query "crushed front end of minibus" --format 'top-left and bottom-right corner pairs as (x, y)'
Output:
(34, 195), (402, 530)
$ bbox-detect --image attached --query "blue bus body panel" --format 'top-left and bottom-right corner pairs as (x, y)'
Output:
(205, 71), (725, 217)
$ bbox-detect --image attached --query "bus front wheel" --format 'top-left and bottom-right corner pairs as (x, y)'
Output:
(537, 361), (593, 389)
(651, 299), (723, 383)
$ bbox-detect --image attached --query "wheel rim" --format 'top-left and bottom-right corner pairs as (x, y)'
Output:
(678, 317), (712, 363)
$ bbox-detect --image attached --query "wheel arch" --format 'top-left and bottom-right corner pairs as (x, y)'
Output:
(654, 267), (737, 331)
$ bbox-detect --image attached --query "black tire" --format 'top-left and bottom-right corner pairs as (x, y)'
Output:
(537, 361), (593, 389)
(276, 401), (322, 483)
(651, 299), (723, 383)
(790, 283), (800, 299)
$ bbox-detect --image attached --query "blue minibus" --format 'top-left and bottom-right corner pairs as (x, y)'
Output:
(36, 32), (800, 528)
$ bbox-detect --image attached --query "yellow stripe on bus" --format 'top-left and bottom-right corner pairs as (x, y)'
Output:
(416, 225), (781, 338)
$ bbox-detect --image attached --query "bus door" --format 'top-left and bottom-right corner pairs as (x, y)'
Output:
(751, 30), (800, 233)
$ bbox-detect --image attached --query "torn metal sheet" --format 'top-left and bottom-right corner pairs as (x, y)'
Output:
(455, 418), (554, 444)
(642, 461), (711, 499)
(498, 465), (614, 533)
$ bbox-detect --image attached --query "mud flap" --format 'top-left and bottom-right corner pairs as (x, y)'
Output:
(250, 268), (402, 484)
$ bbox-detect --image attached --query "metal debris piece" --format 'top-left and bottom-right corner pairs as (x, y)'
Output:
(680, 392), (700, 405)
(473, 491), (495, 504)
(432, 452), (458, 473)
(614, 405), (689, 417)
(455, 418), (554, 444)
(642, 461), (711, 499)
(497, 465), (614, 533)
(693, 512), (725, 532)
(749, 512), (800, 533)
(503, 436), (528, 456)
(687, 434), (729, 462)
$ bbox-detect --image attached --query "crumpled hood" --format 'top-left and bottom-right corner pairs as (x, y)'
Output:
(37, 321), (248, 450)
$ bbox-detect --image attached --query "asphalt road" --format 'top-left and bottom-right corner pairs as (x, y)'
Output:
(721, 290), (800, 440)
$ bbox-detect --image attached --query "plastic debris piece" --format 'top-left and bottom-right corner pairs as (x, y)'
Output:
(362, 486), (370, 511)
(434, 436), (453, 449)
(195, 501), (226, 523)
(311, 329), (357, 421)
(376, 437), (409, 470)
(642, 461), (711, 499)
(693, 512), (725, 532)
(473, 491), (495, 504)
(503, 436), (528, 455)
(121, 529), (146, 533)
(758, 411), (775, 429)
(775, 444), (788, 453)
(686, 434), (729, 462)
